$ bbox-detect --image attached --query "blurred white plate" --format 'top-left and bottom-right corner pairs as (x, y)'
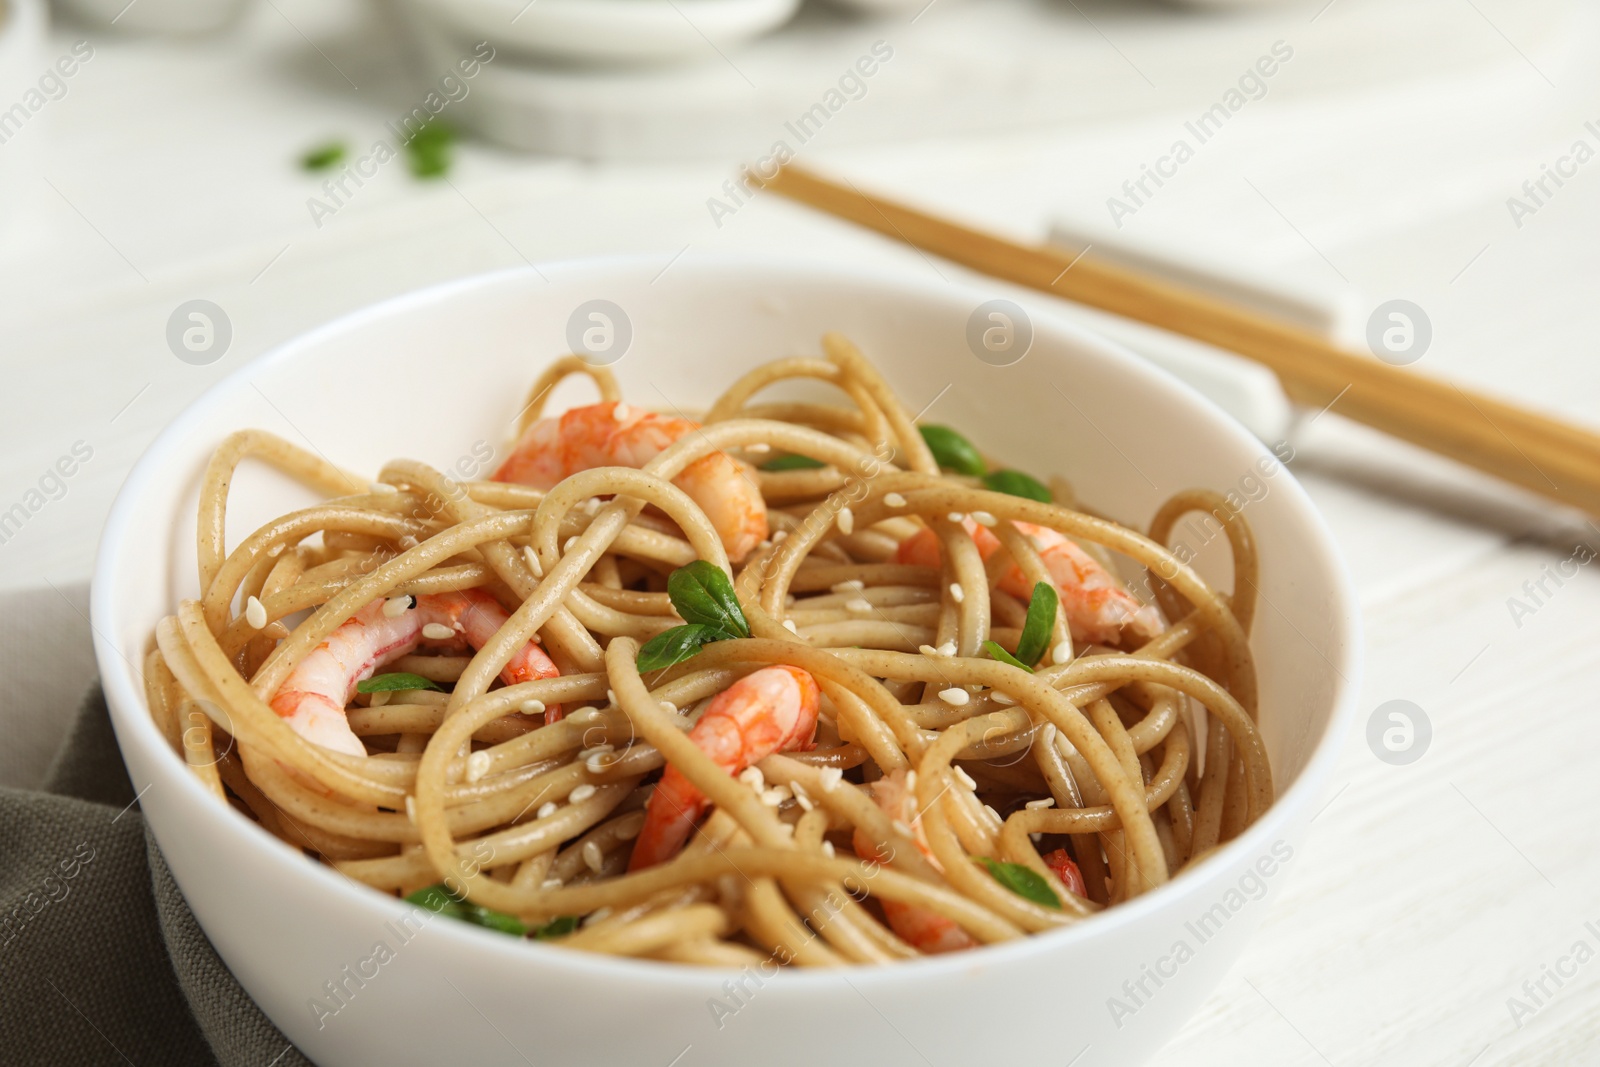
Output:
(404, 0), (802, 65)
(52, 0), (252, 34)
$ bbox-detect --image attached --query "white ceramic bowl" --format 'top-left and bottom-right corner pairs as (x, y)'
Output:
(53, 0), (252, 35)
(92, 254), (1360, 1067)
(400, 0), (801, 66)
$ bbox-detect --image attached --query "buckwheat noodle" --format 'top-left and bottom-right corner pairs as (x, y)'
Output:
(145, 334), (1271, 966)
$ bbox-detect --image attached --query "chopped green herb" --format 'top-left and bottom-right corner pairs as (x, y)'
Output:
(667, 560), (750, 639)
(636, 623), (722, 673)
(977, 858), (1061, 910)
(356, 672), (444, 694)
(919, 425), (987, 477)
(981, 640), (1032, 673)
(406, 121), (454, 179)
(300, 140), (347, 172)
(982, 469), (1052, 503)
(760, 453), (826, 471)
(404, 883), (528, 936)
(1014, 582), (1060, 669)
(533, 915), (580, 940)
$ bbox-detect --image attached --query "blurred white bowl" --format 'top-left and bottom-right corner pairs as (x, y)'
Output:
(402, 0), (801, 65)
(93, 254), (1360, 1067)
(0, 0), (46, 244)
(52, 0), (251, 35)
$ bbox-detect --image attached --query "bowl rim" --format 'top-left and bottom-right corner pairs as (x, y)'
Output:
(91, 250), (1363, 991)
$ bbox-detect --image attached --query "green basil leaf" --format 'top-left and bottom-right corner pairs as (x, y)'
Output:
(667, 561), (750, 639)
(357, 672), (444, 694)
(982, 469), (1052, 503)
(919, 425), (987, 477)
(405, 122), (454, 179)
(533, 915), (580, 940)
(636, 624), (721, 673)
(300, 141), (347, 172)
(977, 858), (1062, 910)
(981, 640), (1033, 674)
(404, 884), (527, 936)
(1015, 582), (1059, 668)
(760, 453), (826, 471)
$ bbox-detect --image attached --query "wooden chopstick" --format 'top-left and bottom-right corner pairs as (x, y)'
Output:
(759, 163), (1600, 516)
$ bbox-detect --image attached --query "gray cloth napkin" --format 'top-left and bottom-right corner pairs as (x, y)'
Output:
(1, 688), (311, 1067)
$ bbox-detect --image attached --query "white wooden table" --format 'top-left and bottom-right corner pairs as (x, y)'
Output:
(4, 0), (1600, 1063)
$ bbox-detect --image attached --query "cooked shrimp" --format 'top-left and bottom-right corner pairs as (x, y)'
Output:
(494, 401), (768, 562)
(1041, 848), (1088, 900)
(851, 769), (978, 955)
(628, 665), (820, 870)
(269, 589), (559, 757)
(895, 519), (1161, 646)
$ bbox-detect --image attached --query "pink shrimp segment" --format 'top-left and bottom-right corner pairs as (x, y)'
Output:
(894, 519), (1161, 647)
(269, 588), (559, 757)
(851, 770), (977, 955)
(628, 666), (820, 871)
(493, 401), (768, 563)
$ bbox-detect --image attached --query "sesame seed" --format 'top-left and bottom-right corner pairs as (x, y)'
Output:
(397, 535), (419, 551)
(946, 512), (965, 524)
(570, 707), (602, 724)
(585, 754), (611, 774)
(773, 530), (788, 542)
(747, 442), (771, 453)
(582, 840), (605, 873)
(1025, 797), (1056, 810)
(585, 907), (612, 926)
(617, 822), (640, 841)
(422, 623), (455, 641)
(836, 507), (855, 535)
(659, 701), (678, 715)
(522, 545), (543, 577)
(372, 481), (399, 494)
(782, 619), (798, 634)
(382, 595), (414, 618)
(760, 788), (785, 807)
(1052, 641), (1073, 665)
(369, 691), (391, 707)
(244, 596), (267, 630)
(580, 744), (615, 761)
(954, 767), (978, 790)
(983, 804), (1003, 823)
(605, 689), (617, 705)
(519, 699), (546, 716)
(830, 579), (865, 594)
(466, 751), (492, 783)
(973, 510), (997, 527)
(845, 598), (872, 614)
(738, 767), (765, 791)
(404, 796), (416, 823)
(582, 497), (602, 514)
(819, 767), (843, 792)
(884, 493), (906, 508)
(822, 840), (836, 858)
(563, 536), (579, 552)
(918, 644), (939, 657)
(939, 687), (970, 706)
(542, 877), (563, 889)
(613, 402), (634, 422)
(936, 641), (957, 657)
(892, 819), (914, 837)
(948, 583), (965, 604)
(992, 691), (1017, 706)
(569, 784), (597, 804)
(904, 770), (917, 792)
(537, 801), (559, 819)
(790, 781), (814, 812)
